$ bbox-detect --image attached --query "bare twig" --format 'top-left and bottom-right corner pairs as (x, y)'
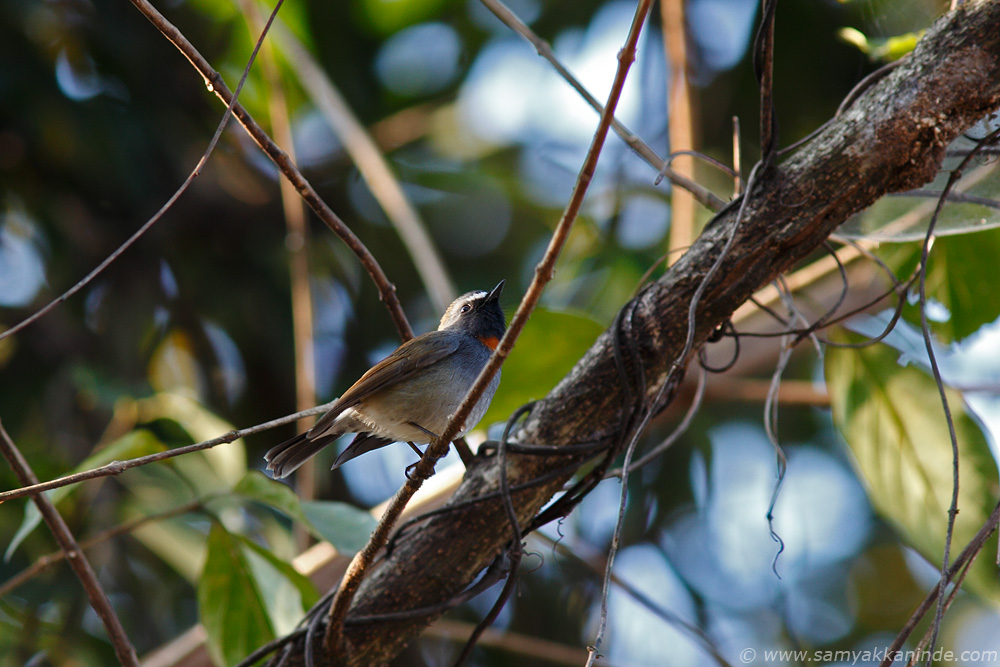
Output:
(0, 403), (332, 504)
(916, 126), (1000, 664)
(878, 499), (1000, 667)
(268, 18), (457, 312)
(661, 0), (698, 258)
(321, 0), (656, 654)
(478, 0), (725, 212)
(0, 0), (276, 344)
(754, 0), (779, 162)
(0, 500), (203, 599)
(125, 0), (414, 340)
(606, 362), (707, 477)
(0, 420), (140, 666)
(733, 116), (743, 196)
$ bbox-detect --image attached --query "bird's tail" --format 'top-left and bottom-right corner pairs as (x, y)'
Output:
(264, 432), (336, 479)
(331, 433), (396, 469)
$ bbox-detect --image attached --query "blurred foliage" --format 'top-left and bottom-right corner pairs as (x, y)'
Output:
(827, 337), (1000, 599)
(2, 0), (1000, 664)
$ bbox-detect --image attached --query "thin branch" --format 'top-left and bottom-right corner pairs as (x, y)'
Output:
(662, 0), (699, 258)
(321, 0), (656, 655)
(733, 116), (743, 196)
(0, 403), (332, 504)
(478, 0), (726, 212)
(268, 18), (457, 312)
(878, 499), (1000, 667)
(754, 0), (779, 161)
(125, 0), (414, 340)
(0, 500), (203, 599)
(536, 532), (734, 667)
(0, 0), (275, 344)
(0, 419), (140, 667)
(916, 126), (1000, 664)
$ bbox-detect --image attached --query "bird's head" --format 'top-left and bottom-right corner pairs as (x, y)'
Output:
(438, 280), (507, 349)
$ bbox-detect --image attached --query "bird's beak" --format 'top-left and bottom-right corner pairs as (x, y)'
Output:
(487, 279), (505, 302)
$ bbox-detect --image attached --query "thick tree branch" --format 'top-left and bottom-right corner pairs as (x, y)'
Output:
(273, 1), (1000, 664)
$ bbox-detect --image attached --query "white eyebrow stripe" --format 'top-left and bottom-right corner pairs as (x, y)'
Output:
(458, 291), (488, 306)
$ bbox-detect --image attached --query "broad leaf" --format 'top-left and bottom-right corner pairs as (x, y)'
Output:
(238, 536), (319, 635)
(825, 338), (1000, 601)
(482, 308), (605, 430)
(233, 470), (313, 528)
(301, 501), (378, 554)
(5, 429), (164, 561)
(199, 523), (274, 667)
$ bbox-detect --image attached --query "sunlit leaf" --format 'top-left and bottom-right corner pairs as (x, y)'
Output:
(874, 227), (1000, 342)
(482, 308), (605, 430)
(5, 429), (165, 561)
(239, 535), (319, 628)
(138, 392), (247, 490)
(148, 330), (205, 398)
(301, 501), (378, 554)
(836, 142), (1000, 244)
(837, 27), (922, 61)
(826, 338), (1000, 601)
(199, 523), (275, 667)
(233, 471), (312, 525)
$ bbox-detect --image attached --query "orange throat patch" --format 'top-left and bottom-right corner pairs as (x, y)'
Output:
(478, 335), (500, 350)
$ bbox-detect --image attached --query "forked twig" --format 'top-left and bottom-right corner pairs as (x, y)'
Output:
(125, 0), (414, 340)
(0, 420), (140, 666)
(0, 402), (333, 504)
(0, 0), (279, 344)
(320, 0), (656, 655)
(478, 0), (725, 212)
(878, 500), (1000, 667)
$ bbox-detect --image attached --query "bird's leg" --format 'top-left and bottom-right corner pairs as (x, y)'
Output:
(407, 422), (440, 441)
(404, 423), (445, 480)
(405, 420), (476, 469)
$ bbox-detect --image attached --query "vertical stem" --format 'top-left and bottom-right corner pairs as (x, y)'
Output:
(245, 0), (320, 529)
(662, 0), (698, 260)
(0, 420), (140, 667)
(320, 0), (655, 658)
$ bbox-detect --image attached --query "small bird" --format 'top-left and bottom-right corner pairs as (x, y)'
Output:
(265, 280), (507, 478)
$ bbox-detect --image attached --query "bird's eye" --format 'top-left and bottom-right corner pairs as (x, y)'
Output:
(460, 304), (472, 314)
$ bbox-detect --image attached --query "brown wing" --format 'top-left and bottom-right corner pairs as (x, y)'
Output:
(307, 332), (461, 438)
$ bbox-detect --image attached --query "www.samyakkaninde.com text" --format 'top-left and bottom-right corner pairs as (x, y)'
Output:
(739, 647), (999, 664)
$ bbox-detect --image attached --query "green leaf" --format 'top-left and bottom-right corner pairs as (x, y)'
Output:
(825, 338), (1000, 601)
(935, 229), (1000, 340)
(139, 392), (247, 489)
(837, 27), (922, 61)
(5, 429), (165, 561)
(238, 536), (319, 629)
(876, 229), (1000, 343)
(233, 472), (376, 554)
(301, 501), (378, 554)
(199, 523), (275, 667)
(482, 308), (605, 430)
(233, 471), (313, 527)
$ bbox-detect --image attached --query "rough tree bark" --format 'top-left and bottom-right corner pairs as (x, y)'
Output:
(276, 1), (1000, 663)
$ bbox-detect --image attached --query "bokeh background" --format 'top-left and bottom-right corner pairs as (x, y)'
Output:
(2, 0), (1000, 664)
